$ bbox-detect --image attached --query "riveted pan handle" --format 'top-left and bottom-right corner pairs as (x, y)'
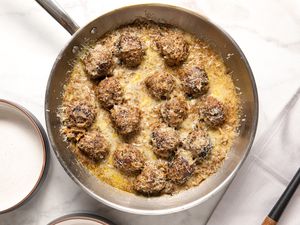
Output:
(35, 0), (79, 35)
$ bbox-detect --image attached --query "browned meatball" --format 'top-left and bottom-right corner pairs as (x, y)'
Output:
(145, 72), (175, 100)
(113, 144), (145, 174)
(134, 161), (167, 195)
(156, 32), (189, 66)
(160, 97), (188, 127)
(110, 104), (141, 135)
(65, 102), (96, 129)
(151, 125), (180, 159)
(168, 149), (195, 185)
(83, 44), (113, 79)
(62, 127), (85, 142)
(77, 130), (110, 162)
(162, 181), (175, 195)
(181, 67), (209, 98)
(182, 129), (212, 159)
(116, 34), (145, 68)
(97, 77), (124, 109)
(199, 96), (226, 128)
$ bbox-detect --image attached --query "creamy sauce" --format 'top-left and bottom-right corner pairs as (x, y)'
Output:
(0, 103), (44, 211)
(59, 22), (240, 194)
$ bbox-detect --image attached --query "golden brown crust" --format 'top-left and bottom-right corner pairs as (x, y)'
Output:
(199, 96), (226, 128)
(156, 32), (189, 66)
(160, 97), (189, 127)
(168, 149), (195, 185)
(151, 124), (180, 159)
(97, 77), (124, 109)
(113, 144), (145, 174)
(134, 160), (167, 195)
(180, 67), (209, 98)
(64, 102), (96, 129)
(116, 33), (145, 68)
(110, 104), (141, 136)
(182, 128), (212, 160)
(61, 127), (85, 142)
(83, 44), (114, 79)
(144, 72), (175, 100)
(77, 129), (110, 162)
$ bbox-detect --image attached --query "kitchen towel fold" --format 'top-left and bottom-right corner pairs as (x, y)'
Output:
(207, 87), (300, 225)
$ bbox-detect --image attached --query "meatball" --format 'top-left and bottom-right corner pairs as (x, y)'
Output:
(145, 72), (175, 100)
(83, 44), (113, 79)
(116, 34), (145, 68)
(156, 32), (189, 66)
(113, 144), (145, 174)
(163, 181), (175, 195)
(160, 97), (188, 127)
(65, 102), (96, 129)
(62, 127), (85, 142)
(199, 96), (226, 128)
(110, 104), (141, 135)
(134, 161), (167, 195)
(182, 129), (212, 159)
(181, 67), (209, 97)
(97, 77), (124, 109)
(151, 125), (180, 159)
(77, 130), (110, 162)
(168, 149), (195, 185)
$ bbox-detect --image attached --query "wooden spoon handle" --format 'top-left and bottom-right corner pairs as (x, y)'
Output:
(261, 168), (300, 225)
(262, 217), (277, 225)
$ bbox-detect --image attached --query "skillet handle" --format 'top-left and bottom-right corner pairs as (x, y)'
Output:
(35, 0), (79, 35)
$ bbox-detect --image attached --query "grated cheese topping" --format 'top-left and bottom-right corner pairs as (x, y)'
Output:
(59, 22), (241, 194)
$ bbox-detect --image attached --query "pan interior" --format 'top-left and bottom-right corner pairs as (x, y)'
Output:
(45, 4), (257, 214)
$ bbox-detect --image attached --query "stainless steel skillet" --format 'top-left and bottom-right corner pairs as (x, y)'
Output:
(36, 0), (258, 215)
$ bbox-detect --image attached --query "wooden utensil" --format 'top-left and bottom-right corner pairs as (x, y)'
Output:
(262, 168), (300, 225)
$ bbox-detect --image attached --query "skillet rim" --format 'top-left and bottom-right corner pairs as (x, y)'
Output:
(44, 3), (259, 215)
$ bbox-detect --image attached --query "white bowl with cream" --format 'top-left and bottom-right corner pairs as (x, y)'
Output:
(0, 99), (49, 214)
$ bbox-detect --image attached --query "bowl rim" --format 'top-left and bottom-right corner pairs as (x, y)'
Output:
(0, 99), (50, 214)
(48, 213), (115, 225)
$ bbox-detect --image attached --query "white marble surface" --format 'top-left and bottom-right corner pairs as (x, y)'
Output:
(0, 0), (299, 224)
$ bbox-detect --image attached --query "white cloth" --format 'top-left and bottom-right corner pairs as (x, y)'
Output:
(207, 88), (300, 225)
